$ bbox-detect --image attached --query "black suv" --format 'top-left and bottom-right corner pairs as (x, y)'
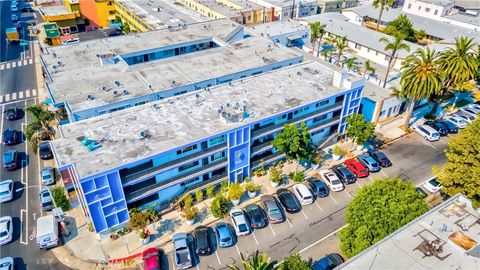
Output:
(276, 188), (301, 213)
(331, 165), (356, 184)
(4, 107), (20, 120)
(367, 149), (392, 167)
(425, 121), (448, 136)
(3, 129), (19, 145)
(39, 141), (53, 160)
(194, 226), (211, 256)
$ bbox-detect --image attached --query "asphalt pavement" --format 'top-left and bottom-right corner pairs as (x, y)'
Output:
(160, 132), (450, 270)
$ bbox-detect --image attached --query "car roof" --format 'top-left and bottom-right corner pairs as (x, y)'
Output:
(0, 181), (12, 192)
(294, 184), (310, 194)
(0, 216), (11, 231)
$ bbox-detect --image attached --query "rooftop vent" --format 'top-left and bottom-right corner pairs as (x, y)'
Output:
(85, 95), (95, 101)
(114, 80), (122, 87)
(138, 130), (150, 139)
(218, 102), (253, 123)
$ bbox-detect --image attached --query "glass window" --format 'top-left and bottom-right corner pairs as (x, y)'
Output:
(178, 161), (199, 172)
(177, 144), (197, 155)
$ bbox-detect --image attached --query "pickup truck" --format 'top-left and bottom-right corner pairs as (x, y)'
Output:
(172, 233), (192, 269)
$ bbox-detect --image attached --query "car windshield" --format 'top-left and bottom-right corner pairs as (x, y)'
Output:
(0, 191), (9, 196)
(40, 144), (49, 150)
(269, 209), (280, 215)
(0, 231), (7, 237)
(41, 192), (50, 198)
(317, 186), (327, 192)
(303, 196), (312, 200)
(432, 132), (439, 137)
(238, 224), (248, 232)
(42, 201), (53, 207)
(221, 236), (231, 242)
(430, 179), (440, 187)
(332, 180), (342, 186)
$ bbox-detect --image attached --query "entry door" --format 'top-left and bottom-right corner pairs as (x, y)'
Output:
(236, 172), (243, 183)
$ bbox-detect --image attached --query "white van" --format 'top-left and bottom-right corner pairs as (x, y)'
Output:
(292, 184), (314, 205)
(414, 125), (440, 141)
(36, 215), (59, 249)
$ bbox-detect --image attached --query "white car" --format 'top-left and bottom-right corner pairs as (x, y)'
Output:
(0, 180), (14, 203)
(40, 167), (55, 185)
(468, 104), (480, 111)
(320, 170), (344, 192)
(444, 115), (468, 128)
(62, 38), (80, 45)
(292, 184), (314, 205)
(229, 209), (250, 236)
(459, 108), (478, 119)
(0, 257), (14, 270)
(455, 112), (475, 123)
(0, 216), (13, 246)
(423, 178), (442, 193)
(414, 125), (440, 141)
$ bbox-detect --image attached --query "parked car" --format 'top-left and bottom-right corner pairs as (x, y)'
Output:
(11, 14), (18, 22)
(460, 108), (479, 118)
(276, 188), (302, 213)
(367, 149), (392, 167)
(314, 253), (344, 270)
(0, 257), (14, 270)
(423, 177), (442, 193)
(416, 187), (428, 199)
(229, 209), (251, 236)
(307, 177), (329, 198)
(39, 141), (53, 160)
(0, 216), (13, 246)
(142, 248), (161, 270)
(214, 222), (234, 248)
(357, 154), (381, 172)
(4, 107), (19, 121)
(344, 158), (369, 178)
(414, 125), (440, 141)
(11, 5), (18, 12)
(172, 233), (192, 269)
(0, 180), (14, 203)
(467, 104), (480, 112)
(455, 111), (475, 123)
(437, 120), (458, 133)
(424, 121), (448, 136)
(320, 170), (344, 192)
(62, 38), (80, 45)
(40, 167), (55, 185)
(108, 28), (124, 37)
(245, 204), (267, 229)
(260, 195), (285, 223)
(39, 187), (54, 211)
(3, 150), (18, 171)
(444, 115), (468, 128)
(194, 226), (211, 256)
(3, 129), (19, 145)
(330, 165), (353, 185)
(292, 184), (314, 205)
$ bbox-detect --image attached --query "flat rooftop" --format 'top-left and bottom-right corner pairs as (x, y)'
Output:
(116, 0), (199, 29)
(417, 0), (453, 6)
(445, 13), (480, 27)
(52, 61), (355, 179)
(43, 20), (302, 113)
(39, 5), (75, 16)
(339, 194), (480, 270)
(249, 20), (309, 37)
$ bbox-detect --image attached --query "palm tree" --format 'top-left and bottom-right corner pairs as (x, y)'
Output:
(379, 36), (410, 88)
(324, 35), (337, 62)
(439, 36), (479, 91)
(25, 104), (56, 152)
(363, 60), (376, 77)
(320, 49), (330, 61)
(344, 57), (360, 72)
(399, 47), (444, 128)
(316, 23), (327, 57)
(372, 0), (396, 31)
(309, 22), (320, 56)
(335, 36), (351, 65)
(228, 251), (277, 270)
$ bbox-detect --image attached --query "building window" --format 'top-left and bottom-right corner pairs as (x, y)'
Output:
(276, 114), (286, 121)
(135, 101), (148, 106)
(174, 90), (187, 96)
(209, 135), (225, 145)
(335, 95), (344, 103)
(355, 43), (361, 50)
(312, 115), (327, 123)
(107, 1), (113, 5)
(178, 161), (199, 172)
(408, 3), (411, 9)
(177, 144), (197, 155)
(109, 10), (115, 15)
(425, 7), (430, 12)
(434, 10), (438, 15)
(316, 100), (329, 107)
(211, 151), (226, 161)
(180, 177), (199, 186)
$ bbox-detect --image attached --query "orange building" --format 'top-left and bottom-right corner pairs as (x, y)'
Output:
(79, 0), (116, 28)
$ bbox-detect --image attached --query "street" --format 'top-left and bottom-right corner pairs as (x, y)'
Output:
(160, 133), (450, 270)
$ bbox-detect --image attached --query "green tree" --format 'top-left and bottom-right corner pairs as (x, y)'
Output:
(279, 253), (310, 270)
(51, 185), (70, 212)
(383, 14), (417, 42)
(340, 177), (428, 258)
(25, 104), (56, 152)
(228, 251), (277, 270)
(363, 60), (376, 77)
(344, 57), (360, 72)
(210, 194), (229, 218)
(372, 0), (396, 31)
(345, 114), (375, 147)
(439, 36), (479, 91)
(414, 29), (427, 42)
(379, 36), (410, 88)
(272, 123), (313, 170)
(335, 36), (352, 65)
(399, 47), (444, 128)
(324, 35), (337, 62)
(433, 119), (480, 207)
(309, 22), (326, 57)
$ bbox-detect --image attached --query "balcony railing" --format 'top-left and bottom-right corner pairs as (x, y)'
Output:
(251, 139), (274, 154)
(252, 102), (343, 138)
(122, 142), (227, 186)
(126, 158), (227, 203)
(251, 151), (286, 168)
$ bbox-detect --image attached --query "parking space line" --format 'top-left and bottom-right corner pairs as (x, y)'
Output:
(380, 170), (389, 178)
(268, 224), (277, 236)
(418, 137), (438, 149)
(345, 190), (353, 198)
(235, 244), (241, 256)
(298, 225), (348, 254)
(196, 265), (200, 270)
(171, 254), (176, 270)
(314, 201), (324, 211)
(286, 218), (293, 228)
(251, 231), (259, 245)
(20, 209), (28, 245)
(329, 194), (338, 205)
(368, 176), (374, 182)
(301, 209), (308, 220)
(355, 181), (362, 188)
(215, 250), (222, 265)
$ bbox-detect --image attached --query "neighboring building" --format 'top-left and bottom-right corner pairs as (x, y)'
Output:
(114, 0), (198, 32)
(51, 60), (365, 234)
(64, 0), (81, 14)
(249, 20), (310, 48)
(359, 82), (403, 124)
(78, 0), (116, 28)
(339, 194), (480, 269)
(40, 20), (304, 122)
(39, 4), (80, 35)
(247, 0), (321, 21)
(177, 0), (268, 25)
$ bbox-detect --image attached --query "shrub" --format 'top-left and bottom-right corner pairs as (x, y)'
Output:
(221, 180), (229, 194)
(227, 182), (245, 201)
(51, 186), (70, 212)
(182, 194), (194, 209)
(269, 165), (282, 184)
(244, 179), (261, 193)
(210, 194), (229, 218)
(332, 145), (345, 156)
(129, 210), (148, 231)
(183, 206), (199, 221)
(145, 205), (158, 221)
(423, 112), (435, 120)
(253, 167), (266, 177)
(206, 185), (216, 198)
(289, 171), (305, 183)
(195, 189), (204, 202)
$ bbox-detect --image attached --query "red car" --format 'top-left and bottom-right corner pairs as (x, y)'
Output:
(344, 158), (369, 178)
(142, 248), (161, 270)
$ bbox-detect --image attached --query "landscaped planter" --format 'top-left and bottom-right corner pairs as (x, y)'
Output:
(231, 199), (241, 206)
(247, 191), (257, 198)
(140, 235), (150, 245)
(356, 145), (365, 151)
(185, 219), (195, 226)
(332, 154), (341, 161)
(271, 181), (280, 188)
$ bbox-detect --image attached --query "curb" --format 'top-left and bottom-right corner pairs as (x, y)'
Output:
(378, 130), (413, 149)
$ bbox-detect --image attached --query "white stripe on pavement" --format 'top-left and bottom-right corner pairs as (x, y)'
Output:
(235, 244), (241, 256)
(329, 194), (338, 205)
(29, 59), (33, 64)
(301, 209), (308, 220)
(251, 231), (259, 245)
(380, 170), (389, 178)
(315, 201), (324, 211)
(215, 251), (222, 265)
(286, 217), (293, 228)
(268, 223), (277, 236)
(298, 225), (348, 254)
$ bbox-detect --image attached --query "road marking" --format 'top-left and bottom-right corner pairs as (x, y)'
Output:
(418, 137), (438, 149)
(19, 91), (24, 99)
(314, 200), (324, 211)
(345, 190), (353, 198)
(215, 250), (222, 265)
(20, 209), (28, 245)
(170, 254), (176, 270)
(0, 64), (4, 70)
(33, 212), (36, 220)
(251, 231), (259, 245)
(368, 176), (374, 182)
(380, 170), (389, 178)
(268, 223), (277, 236)
(301, 209), (308, 220)
(234, 244), (241, 256)
(286, 217), (293, 228)
(196, 265), (200, 270)
(355, 181), (362, 188)
(329, 194), (338, 205)
(6, 63), (10, 69)
(11, 92), (17, 100)
(29, 58), (33, 65)
(298, 225), (348, 254)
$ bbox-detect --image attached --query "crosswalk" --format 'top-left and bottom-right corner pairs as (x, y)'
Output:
(0, 59), (34, 70)
(0, 89), (38, 104)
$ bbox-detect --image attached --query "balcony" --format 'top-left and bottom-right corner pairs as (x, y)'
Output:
(309, 116), (341, 133)
(125, 158), (227, 203)
(122, 142), (227, 186)
(251, 139), (274, 154)
(252, 102), (343, 138)
(251, 151), (286, 168)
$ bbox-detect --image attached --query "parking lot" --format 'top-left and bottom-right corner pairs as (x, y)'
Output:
(159, 132), (450, 270)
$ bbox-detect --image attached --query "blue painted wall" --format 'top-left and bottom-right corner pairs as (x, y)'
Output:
(359, 97), (377, 122)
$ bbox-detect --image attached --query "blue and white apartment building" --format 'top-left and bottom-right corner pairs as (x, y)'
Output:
(40, 19), (304, 123)
(51, 60), (364, 234)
